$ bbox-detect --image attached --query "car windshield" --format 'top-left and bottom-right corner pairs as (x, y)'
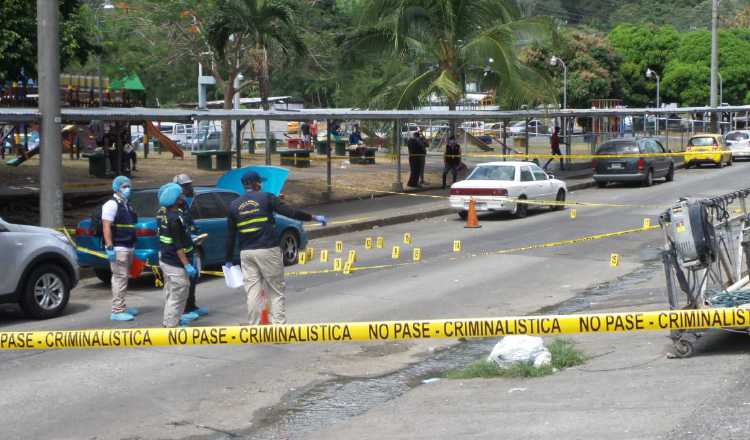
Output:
(689, 137), (718, 147)
(726, 132), (749, 142)
(596, 142), (639, 155)
(466, 165), (516, 181)
(128, 191), (160, 217)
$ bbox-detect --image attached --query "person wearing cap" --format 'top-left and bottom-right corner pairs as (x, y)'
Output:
(172, 173), (209, 319)
(157, 183), (198, 327)
(224, 171), (328, 325)
(102, 175), (140, 321)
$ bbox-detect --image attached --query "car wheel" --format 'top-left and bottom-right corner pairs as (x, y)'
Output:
(19, 264), (70, 319)
(458, 210), (468, 220)
(728, 156), (733, 166)
(514, 196), (528, 219)
(665, 165), (675, 182)
(280, 230), (299, 266)
(94, 268), (112, 286)
(596, 181), (607, 188)
(553, 189), (566, 211)
(642, 169), (653, 187)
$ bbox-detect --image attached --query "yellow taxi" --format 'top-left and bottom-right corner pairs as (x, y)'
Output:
(684, 133), (732, 168)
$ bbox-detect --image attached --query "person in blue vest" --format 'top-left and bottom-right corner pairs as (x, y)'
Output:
(157, 183), (198, 327)
(172, 173), (209, 320)
(224, 171), (328, 325)
(102, 176), (140, 321)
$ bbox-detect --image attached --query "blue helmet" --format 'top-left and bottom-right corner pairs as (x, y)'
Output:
(158, 183), (183, 208)
(112, 175), (131, 192)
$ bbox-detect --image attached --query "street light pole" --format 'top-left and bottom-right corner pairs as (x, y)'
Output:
(37, 0), (63, 228)
(710, 0), (720, 131)
(718, 71), (723, 106)
(550, 56), (567, 109)
(95, 1), (114, 107)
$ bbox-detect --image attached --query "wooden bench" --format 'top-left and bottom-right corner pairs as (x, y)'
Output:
(192, 150), (232, 171)
(279, 149), (311, 168)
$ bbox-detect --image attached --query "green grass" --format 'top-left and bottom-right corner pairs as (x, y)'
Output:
(444, 338), (587, 380)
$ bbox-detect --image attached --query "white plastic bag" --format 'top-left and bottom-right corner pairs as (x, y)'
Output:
(487, 335), (551, 368)
(222, 264), (244, 289)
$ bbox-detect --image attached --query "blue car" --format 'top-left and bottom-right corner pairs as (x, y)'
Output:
(74, 166), (308, 284)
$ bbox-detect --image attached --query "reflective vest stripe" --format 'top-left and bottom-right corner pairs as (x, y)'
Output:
(239, 226), (262, 234)
(115, 224), (135, 228)
(182, 246), (194, 254)
(237, 217), (268, 227)
(160, 236), (173, 244)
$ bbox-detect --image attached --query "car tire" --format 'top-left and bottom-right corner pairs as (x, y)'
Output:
(642, 169), (653, 187)
(94, 268), (112, 286)
(728, 156), (733, 166)
(665, 165), (675, 182)
(514, 196), (528, 219)
(280, 230), (300, 266)
(19, 264), (70, 319)
(458, 210), (468, 220)
(553, 189), (566, 211)
(596, 181), (607, 188)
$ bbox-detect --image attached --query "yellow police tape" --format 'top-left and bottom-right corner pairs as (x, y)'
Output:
(1, 307), (747, 349)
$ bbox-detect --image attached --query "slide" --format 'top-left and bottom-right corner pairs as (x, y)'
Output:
(144, 121), (184, 158)
(455, 128), (494, 152)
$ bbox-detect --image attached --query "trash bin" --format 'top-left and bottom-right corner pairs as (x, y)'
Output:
(335, 140), (346, 157)
(85, 152), (107, 178)
(245, 139), (256, 154)
(315, 140), (328, 154)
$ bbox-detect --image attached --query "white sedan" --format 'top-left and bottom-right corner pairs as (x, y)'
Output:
(725, 130), (750, 160)
(449, 161), (567, 219)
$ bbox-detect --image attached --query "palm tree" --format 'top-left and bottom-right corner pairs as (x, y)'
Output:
(206, 0), (306, 149)
(349, 0), (553, 119)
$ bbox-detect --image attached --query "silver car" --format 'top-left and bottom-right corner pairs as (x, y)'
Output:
(725, 130), (750, 160)
(0, 218), (79, 318)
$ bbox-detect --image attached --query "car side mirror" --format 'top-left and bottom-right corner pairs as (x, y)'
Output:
(548, 174), (555, 180)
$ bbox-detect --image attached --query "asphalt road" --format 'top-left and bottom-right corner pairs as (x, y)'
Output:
(1, 162), (749, 439)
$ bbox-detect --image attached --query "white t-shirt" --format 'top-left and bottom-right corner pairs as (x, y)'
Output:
(102, 197), (133, 251)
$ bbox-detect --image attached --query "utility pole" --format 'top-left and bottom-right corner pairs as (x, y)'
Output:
(37, 0), (63, 228)
(710, 0), (720, 131)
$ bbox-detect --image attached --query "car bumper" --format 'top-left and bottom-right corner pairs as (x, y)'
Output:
(593, 173), (646, 182)
(731, 149), (750, 158)
(684, 152), (724, 163)
(449, 196), (515, 212)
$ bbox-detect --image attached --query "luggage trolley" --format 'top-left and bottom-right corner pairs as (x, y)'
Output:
(660, 189), (750, 357)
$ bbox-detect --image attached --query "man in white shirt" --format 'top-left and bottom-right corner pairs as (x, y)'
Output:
(102, 176), (140, 321)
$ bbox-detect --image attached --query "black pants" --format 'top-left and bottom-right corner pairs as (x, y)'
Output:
(408, 156), (420, 187)
(184, 277), (198, 313)
(543, 154), (563, 170)
(417, 156), (426, 183)
(442, 163), (459, 188)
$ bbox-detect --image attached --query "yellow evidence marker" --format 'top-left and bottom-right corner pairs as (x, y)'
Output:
(376, 236), (384, 249)
(453, 240), (461, 252)
(333, 257), (343, 271)
(320, 249), (329, 263)
(412, 247), (422, 262)
(642, 218), (651, 229)
(392, 245), (400, 259)
(343, 261), (353, 275)
(570, 209), (577, 219)
(364, 237), (373, 249)
(403, 232), (412, 245)
(610, 253), (620, 268)
(347, 249), (357, 263)
(335, 241), (344, 253)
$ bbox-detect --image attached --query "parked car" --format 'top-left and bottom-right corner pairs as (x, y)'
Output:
(508, 120), (550, 136)
(684, 134), (732, 168)
(74, 166), (308, 284)
(592, 138), (675, 188)
(0, 217), (79, 318)
(725, 130), (750, 160)
(449, 161), (567, 219)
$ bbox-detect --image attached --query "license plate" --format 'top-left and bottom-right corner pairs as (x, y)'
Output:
(609, 163), (624, 170)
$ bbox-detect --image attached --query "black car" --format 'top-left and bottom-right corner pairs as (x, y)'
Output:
(592, 138), (674, 188)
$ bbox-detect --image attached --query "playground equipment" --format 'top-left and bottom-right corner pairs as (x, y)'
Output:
(144, 121), (185, 158)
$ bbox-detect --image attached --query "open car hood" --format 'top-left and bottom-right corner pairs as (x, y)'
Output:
(216, 166), (289, 196)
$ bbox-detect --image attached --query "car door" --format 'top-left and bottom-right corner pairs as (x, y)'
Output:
(214, 191), (244, 262)
(529, 164), (553, 199)
(519, 166), (540, 199)
(0, 221), (17, 294)
(191, 192), (230, 265)
(654, 140), (670, 176)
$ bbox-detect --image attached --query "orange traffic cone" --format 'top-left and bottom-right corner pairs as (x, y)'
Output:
(464, 198), (482, 228)
(260, 290), (270, 325)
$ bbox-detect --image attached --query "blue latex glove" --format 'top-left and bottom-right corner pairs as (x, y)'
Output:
(184, 263), (198, 279)
(313, 215), (328, 226)
(106, 248), (116, 262)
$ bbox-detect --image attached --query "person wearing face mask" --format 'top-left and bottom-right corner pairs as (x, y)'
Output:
(157, 183), (198, 327)
(171, 173), (208, 320)
(102, 175), (140, 321)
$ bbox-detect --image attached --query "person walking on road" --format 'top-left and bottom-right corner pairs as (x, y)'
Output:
(157, 183), (198, 328)
(102, 176), (139, 321)
(543, 126), (564, 171)
(172, 173), (209, 321)
(407, 131), (425, 188)
(224, 171), (328, 325)
(442, 135), (462, 189)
